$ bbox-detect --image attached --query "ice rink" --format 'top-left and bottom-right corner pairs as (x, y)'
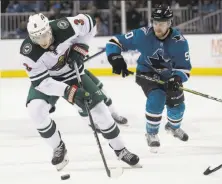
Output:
(1, 76), (222, 184)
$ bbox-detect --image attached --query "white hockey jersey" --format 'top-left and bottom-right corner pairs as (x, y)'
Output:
(20, 14), (96, 96)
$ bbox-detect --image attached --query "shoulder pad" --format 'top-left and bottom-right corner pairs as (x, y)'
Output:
(20, 37), (45, 62)
(172, 34), (186, 43)
(139, 26), (153, 36)
(170, 28), (186, 43)
(50, 17), (75, 42)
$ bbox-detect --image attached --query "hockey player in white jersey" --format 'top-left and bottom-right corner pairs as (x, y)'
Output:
(20, 13), (139, 171)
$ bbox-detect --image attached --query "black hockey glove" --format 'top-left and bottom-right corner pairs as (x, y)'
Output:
(108, 53), (134, 77)
(68, 43), (89, 69)
(165, 75), (182, 92)
(64, 85), (91, 105)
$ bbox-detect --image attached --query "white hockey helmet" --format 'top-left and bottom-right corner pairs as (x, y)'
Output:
(27, 13), (53, 49)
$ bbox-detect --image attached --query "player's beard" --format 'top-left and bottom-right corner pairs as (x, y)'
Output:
(153, 20), (171, 40)
(154, 28), (170, 40)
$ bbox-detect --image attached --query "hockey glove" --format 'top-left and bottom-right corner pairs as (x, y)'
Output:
(64, 85), (91, 104)
(108, 53), (134, 77)
(165, 75), (182, 92)
(68, 43), (89, 69)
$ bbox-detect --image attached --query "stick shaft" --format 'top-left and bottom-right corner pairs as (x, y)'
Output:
(73, 62), (111, 177)
(136, 74), (222, 103)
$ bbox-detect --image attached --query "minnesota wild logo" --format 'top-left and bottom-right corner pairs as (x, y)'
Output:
(57, 20), (69, 29)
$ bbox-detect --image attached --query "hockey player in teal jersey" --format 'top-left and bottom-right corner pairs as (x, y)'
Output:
(106, 5), (192, 152)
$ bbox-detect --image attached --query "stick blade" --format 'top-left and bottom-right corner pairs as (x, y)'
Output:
(109, 167), (124, 178)
(203, 167), (211, 175)
(203, 164), (222, 176)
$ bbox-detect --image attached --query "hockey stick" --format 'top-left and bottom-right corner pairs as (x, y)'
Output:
(57, 48), (105, 180)
(66, 47), (105, 64)
(73, 62), (123, 178)
(136, 74), (222, 103)
(203, 164), (222, 175)
(84, 48), (105, 62)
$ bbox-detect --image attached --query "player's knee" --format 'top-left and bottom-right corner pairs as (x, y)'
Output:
(91, 102), (114, 128)
(85, 69), (103, 89)
(167, 102), (185, 122)
(91, 102), (120, 139)
(27, 99), (51, 127)
(146, 89), (166, 114)
(27, 99), (57, 138)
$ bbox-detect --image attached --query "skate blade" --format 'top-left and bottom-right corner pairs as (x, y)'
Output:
(166, 129), (174, 135)
(109, 167), (124, 178)
(109, 163), (142, 178)
(150, 147), (159, 153)
(117, 123), (129, 127)
(132, 163), (143, 168)
(166, 128), (177, 136)
(56, 155), (69, 171)
(127, 163), (143, 169)
(166, 129), (181, 139)
(108, 155), (143, 178)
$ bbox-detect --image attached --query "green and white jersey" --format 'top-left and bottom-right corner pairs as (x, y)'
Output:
(20, 14), (96, 96)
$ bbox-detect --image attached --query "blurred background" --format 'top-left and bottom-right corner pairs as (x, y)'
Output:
(1, 0), (222, 39)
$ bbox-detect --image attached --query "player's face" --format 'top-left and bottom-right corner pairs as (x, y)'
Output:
(38, 30), (53, 49)
(30, 28), (53, 49)
(153, 20), (171, 39)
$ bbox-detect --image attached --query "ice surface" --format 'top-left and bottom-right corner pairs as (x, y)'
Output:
(1, 76), (222, 184)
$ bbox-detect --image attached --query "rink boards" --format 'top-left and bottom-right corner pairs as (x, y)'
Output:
(0, 34), (222, 77)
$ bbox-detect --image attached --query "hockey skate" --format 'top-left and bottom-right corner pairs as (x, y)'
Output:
(165, 123), (189, 141)
(51, 141), (69, 171)
(111, 112), (128, 126)
(145, 133), (160, 153)
(89, 113), (128, 133)
(115, 147), (140, 167)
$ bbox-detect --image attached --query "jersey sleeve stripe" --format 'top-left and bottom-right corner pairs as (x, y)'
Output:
(53, 69), (74, 78)
(52, 64), (84, 81)
(84, 14), (92, 32)
(172, 70), (190, 82)
(109, 38), (122, 49)
(31, 73), (50, 87)
(52, 65), (84, 82)
(172, 68), (190, 74)
(88, 14), (96, 27)
(172, 68), (190, 77)
(30, 70), (49, 81)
